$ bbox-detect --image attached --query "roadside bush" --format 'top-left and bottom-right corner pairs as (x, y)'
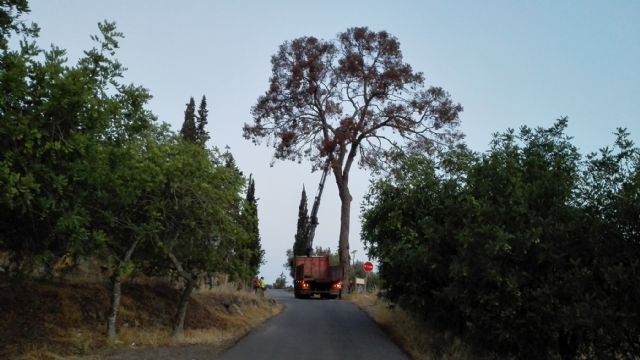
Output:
(362, 119), (640, 359)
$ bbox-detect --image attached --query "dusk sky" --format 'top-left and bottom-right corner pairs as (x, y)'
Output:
(25, 0), (639, 284)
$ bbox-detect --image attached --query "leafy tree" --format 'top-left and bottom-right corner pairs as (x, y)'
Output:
(85, 135), (164, 339)
(153, 141), (246, 338)
(573, 129), (640, 357)
(217, 148), (256, 284)
(0, 17), (154, 277)
(459, 120), (581, 358)
(244, 27), (463, 290)
(179, 96), (197, 142)
(313, 246), (340, 265)
(1, 3), (262, 344)
(0, 0), (37, 50)
(1, 8), (160, 338)
(362, 119), (640, 358)
(350, 260), (366, 280)
(363, 148), (471, 328)
(273, 272), (287, 289)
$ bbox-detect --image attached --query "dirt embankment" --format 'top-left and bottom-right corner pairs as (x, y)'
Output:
(0, 280), (282, 360)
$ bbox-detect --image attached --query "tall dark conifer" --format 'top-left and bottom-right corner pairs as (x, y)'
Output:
(179, 97), (197, 142)
(294, 186), (309, 256)
(244, 175), (263, 276)
(196, 95), (209, 145)
(289, 186), (309, 277)
(223, 148), (242, 176)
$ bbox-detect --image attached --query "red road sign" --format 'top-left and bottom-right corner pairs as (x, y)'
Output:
(363, 261), (374, 273)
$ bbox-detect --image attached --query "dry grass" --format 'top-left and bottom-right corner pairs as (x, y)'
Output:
(347, 293), (474, 360)
(0, 279), (282, 360)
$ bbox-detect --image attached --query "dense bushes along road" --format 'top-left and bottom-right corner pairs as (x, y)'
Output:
(0, 3), (263, 340)
(362, 119), (639, 359)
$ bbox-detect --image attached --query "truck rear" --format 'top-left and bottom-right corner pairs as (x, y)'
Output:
(294, 256), (343, 299)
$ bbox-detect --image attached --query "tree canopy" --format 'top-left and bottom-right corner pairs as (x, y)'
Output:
(244, 27), (463, 289)
(362, 118), (640, 359)
(0, 5), (263, 340)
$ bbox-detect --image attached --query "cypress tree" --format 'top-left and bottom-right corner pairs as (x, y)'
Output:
(289, 186), (309, 277)
(223, 148), (243, 176)
(196, 95), (210, 144)
(294, 186), (309, 256)
(179, 97), (197, 142)
(244, 175), (263, 276)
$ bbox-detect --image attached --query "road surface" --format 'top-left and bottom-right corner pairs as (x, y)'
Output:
(217, 289), (409, 360)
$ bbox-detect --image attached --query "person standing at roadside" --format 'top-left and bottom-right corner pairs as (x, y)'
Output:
(253, 276), (261, 294)
(260, 276), (267, 297)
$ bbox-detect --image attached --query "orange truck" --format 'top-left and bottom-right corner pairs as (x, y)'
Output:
(294, 256), (343, 299)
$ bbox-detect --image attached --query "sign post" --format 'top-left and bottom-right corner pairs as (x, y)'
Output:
(363, 261), (374, 292)
(363, 261), (373, 273)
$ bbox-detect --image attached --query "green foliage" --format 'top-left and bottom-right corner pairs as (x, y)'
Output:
(180, 95), (209, 145)
(83, 134), (166, 275)
(0, 7), (261, 290)
(0, 0), (38, 50)
(153, 141), (248, 280)
(180, 97), (197, 142)
(196, 95), (209, 145)
(313, 246), (340, 266)
(0, 6), (265, 341)
(286, 186), (310, 278)
(239, 175), (264, 280)
(273, 272), (287, 289)
(293, 187), (309, 256)
(362, 118), (640, 359)
(0, 16), (154, 273)
(349, 261), (380, 291)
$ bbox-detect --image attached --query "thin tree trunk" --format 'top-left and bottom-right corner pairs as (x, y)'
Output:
(107, 274), (122, 340)
(173, 277), (196, 339)
(338, 183), (352, 295)
(106, 240), (139, 340)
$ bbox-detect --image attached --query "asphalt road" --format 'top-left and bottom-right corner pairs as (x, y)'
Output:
(217, 289), (409, 360)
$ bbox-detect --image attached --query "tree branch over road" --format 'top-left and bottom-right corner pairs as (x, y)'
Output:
(243, 26), (463, 292)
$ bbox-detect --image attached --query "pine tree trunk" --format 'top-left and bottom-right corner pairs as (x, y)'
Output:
(107, 274), (122, 340)
(338, 184), (352, 295)
(173, 277), (196, 339)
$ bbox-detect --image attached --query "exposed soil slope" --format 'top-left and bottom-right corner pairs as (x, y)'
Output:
(0, 281), (281, 359)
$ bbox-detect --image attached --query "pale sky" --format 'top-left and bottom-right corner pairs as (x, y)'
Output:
(24, 0), (639, 284)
